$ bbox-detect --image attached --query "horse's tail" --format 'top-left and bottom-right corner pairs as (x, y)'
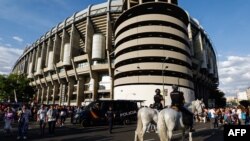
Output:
(157, 110), (169, 141)
(135, 111), (143, 141)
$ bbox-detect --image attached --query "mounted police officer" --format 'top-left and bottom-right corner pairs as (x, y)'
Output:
(153, 88), (163, 110)
(170, 84), (195, 132)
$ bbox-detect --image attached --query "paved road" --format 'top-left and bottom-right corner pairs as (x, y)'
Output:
(0, 120), (223, 141)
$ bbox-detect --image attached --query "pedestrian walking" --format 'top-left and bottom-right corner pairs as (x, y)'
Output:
(47, 105), (57, 135)
(59, 106), (67, 127)
(17, 105), (31, 140)
(37, 104), (47, 136)
(105, 106), (115, 134)
(4, 106), (14, 136)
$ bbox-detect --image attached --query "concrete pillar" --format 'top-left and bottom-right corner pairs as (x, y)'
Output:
(76, 77), (85, 106)
(46, 84), (52, 105)
(41, 42), (47, 68)
(59, 83), (66, 106)
(52, 82), (59, 105)
(106, 13), (114, 100)
(41, 86), (47, 104)
(127, 0), (130, 9)
(92, 72), (99, 101)
(46, 38), (53, 66)
(53, 34), (62, 63)
(36, 88), (41, 104)
(67, 78), (75, 106)
(31, 49), (36, 74)
(70, 24), (80, 58)
(84, 17), (94, 54)
(60, 29), (70, 62)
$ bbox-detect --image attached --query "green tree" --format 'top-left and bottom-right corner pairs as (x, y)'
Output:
(0, 74), (8, 101)
(209, 88), (226, 108)
(239, 100), (250, 108)
(0, 73), (35, 103)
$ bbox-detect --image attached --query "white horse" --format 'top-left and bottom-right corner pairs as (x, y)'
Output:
(157, 99), (205, 141)
(134, 107), (159, 141)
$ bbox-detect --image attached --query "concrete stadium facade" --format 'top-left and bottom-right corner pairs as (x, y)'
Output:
(12, 0), (219, 107)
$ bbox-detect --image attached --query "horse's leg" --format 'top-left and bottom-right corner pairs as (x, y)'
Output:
(134, 131), (138, 141)
(141, 122), (148, 140)
(189, 132), (193, 141)
(168, 130), (173, 141)
(181, 128), (185, 141)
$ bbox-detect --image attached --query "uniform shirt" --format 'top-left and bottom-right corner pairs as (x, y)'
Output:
(106, 110), (115, 120)
(170, 90), (185, 107)
(154, 94), (163, 103)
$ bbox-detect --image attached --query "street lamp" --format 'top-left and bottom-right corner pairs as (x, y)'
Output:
(162, 57), (169, 107)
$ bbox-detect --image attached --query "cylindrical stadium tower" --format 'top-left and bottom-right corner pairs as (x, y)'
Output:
(114, 1), (194, 106)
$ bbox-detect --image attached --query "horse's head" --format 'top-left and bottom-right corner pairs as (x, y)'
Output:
(192, 99), (205, 115)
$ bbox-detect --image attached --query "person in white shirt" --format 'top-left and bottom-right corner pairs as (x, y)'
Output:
(47, 105), (57, 135)
(37, 105), (47, 136)
(208, 108), (217, 128)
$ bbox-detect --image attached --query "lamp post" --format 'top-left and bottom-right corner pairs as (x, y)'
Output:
(162, 57), (169, 107)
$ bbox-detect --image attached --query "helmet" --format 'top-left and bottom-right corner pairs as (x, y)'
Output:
(172, 84), (178, 90)
(155, 88), (160, 93)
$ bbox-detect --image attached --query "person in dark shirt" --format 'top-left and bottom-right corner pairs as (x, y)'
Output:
(170, 84), (195, 132)
(105, 106), (115, 134)
(153, 89), (163, 110)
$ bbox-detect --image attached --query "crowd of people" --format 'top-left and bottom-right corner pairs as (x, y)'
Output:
(0, 103), (85, 140)
(206, 105), (250, 128)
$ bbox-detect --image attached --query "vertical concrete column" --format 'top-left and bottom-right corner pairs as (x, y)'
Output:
(92, 72), (99, 101)
(35, 46), (41, 72)
(41, 86), (47, 104)
(46, 38), (53, 67)
(76, 77), (85, 106)
(67, 78), (75, 106)
(85, 17), (94, 55)
(60, 29), (70, 62)
(70, 24), (80, 58)
(53, 34), (62, 63)
(46, 84), (52, 105)
(127, 0), (130, 9)
(36, 88), (41, 104)
(41, 42), (47, 69)
(187, 23), (194, 56)
(106, 13), (114, 99)
(59, 83), (63, 106)
(52, 82), (59, 105)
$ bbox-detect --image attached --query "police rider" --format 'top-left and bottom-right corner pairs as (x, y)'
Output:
(170, 84), (195, 132)
(153, 88), (163, 110)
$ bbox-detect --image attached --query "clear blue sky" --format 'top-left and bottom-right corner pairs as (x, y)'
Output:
(0, 0), (250, 97)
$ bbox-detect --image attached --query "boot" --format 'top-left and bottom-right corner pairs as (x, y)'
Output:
(189, 126), (195, 132)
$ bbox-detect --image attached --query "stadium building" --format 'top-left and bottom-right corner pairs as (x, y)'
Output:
(12, 0), (219, 107)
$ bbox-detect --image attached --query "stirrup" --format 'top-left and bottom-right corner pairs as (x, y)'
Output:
(189, 128), (195, 132)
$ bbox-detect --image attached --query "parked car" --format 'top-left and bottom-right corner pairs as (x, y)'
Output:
(73, 100), (140, 127)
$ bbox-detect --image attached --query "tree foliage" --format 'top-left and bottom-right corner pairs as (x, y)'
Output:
(209, 88), (226, 108)
(0, 73), (35, 103)
(239, 100), (250, 108)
